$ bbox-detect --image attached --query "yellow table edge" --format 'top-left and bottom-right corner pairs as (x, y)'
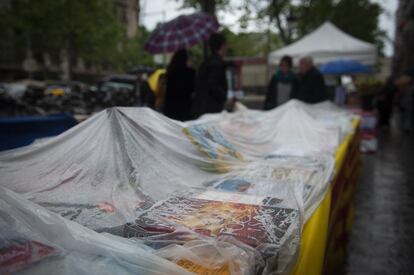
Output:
(291, 118), (360, 275)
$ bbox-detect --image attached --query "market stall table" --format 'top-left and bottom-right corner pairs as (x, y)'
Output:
(292, 119), (361, 274)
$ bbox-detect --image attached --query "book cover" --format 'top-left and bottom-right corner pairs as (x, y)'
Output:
(183, 124), (244, 172)
(134, 191), (299, 249)
(0, 239), (58, 273)
(176, 259), (230, 275)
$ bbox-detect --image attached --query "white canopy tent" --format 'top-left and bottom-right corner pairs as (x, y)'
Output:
(269, 22), (377, 66)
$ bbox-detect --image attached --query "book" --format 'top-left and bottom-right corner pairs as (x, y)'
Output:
(0, 239), (58, 273)
(134, 191), (299, 249)
(176, 259), (230, 275)
(183, 124), (244, 172)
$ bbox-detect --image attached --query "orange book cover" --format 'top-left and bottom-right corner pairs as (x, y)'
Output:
(134, 191), (299, 249)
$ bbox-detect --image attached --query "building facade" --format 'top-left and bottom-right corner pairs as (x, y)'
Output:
(113, 0), (140, 38)
(393, 0), (414, 76)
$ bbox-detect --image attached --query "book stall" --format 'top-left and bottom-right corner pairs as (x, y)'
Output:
(0, 100), (360, 275)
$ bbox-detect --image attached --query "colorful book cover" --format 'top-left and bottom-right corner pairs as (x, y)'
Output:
(229, 155), (334, 208)
(0, 239), (58, 273)
(134, 191), (298, 249)
(183, 124), (244, 172)
(204, 177), (284, 206)
(176, 259), (230, 275)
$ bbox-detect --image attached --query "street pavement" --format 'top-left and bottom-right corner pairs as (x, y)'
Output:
(345, 124), (414, 274)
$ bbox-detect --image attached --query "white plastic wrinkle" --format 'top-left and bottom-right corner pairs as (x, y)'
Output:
(0, 100), (356, 274)
(0, 186), (191, 275)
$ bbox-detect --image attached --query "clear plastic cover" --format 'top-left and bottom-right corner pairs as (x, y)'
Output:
(190, 100), (354, 158)
(0, 100), (356, 274)
(0, 186), (191, 275)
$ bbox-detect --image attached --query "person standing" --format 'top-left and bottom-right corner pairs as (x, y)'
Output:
(193, 33), (228, 118)
(292, 56), (328, 104)
(140, 69), (166, 111)
(377, 76), (397, 128)
(164, 49), (195, 121)
(264, 55), (298, 110)
(334, 76), (347, 106)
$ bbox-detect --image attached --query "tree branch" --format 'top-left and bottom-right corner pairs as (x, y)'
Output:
(271, 0), (289, 45)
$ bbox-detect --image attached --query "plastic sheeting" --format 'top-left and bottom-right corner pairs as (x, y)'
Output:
(0, 186), (191, 275)
(0, 100), (357, 274)
(191, 100), (355, 157)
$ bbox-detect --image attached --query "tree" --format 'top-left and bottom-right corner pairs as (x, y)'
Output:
(175, 0), (386, 57)
(0, 0), (145, 79)
(255, 0), (297, 45)
(164, 28), (280, 69)
(114, 26), (154, 69)
(221, 28), (281, 57)
(241, 0), (386, 55)
(179, 0), (230, 14)
(178, 0), (230, 57)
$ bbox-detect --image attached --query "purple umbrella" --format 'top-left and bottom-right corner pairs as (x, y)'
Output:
(144, 12), (219, 54)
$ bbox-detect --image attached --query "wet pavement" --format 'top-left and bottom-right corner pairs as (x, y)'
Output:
(344, 124), (414, 274)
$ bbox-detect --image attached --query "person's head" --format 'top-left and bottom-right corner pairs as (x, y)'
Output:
(279, 55), (293, 74)
(299, 56), (314, 74)
(168, 49), (189, 72)
(209, 33), (226, 57)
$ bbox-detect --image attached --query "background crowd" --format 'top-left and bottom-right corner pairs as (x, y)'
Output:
(139, 31), (414, 135)
(141, 33), (331, 121)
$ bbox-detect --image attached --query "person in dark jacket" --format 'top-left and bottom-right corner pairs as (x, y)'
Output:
(292, 56), (328, 104)
(264, 55), (298, 110)
(164, 49), (195, 121)
(193, 33), (228, 118)
(377, 76), (397, 127)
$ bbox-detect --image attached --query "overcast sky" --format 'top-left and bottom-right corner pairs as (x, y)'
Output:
(140, 0), (398, 57)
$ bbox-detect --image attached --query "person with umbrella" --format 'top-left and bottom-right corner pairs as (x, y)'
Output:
(164, 49), (195, 121)
(192, 33), (228, 118)
(144, 12), (220, 118)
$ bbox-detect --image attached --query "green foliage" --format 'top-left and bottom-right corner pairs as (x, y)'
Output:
(0, 0), (153, 75)
(188, 43), (204, 68)
(175, 1), (282, 59)
(185, 28), (281, 67)
(195, 0), (386, 56)
(113, 27), (154, 69)
(222, 28), (281, 57)
(7, 0), (121, 64)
